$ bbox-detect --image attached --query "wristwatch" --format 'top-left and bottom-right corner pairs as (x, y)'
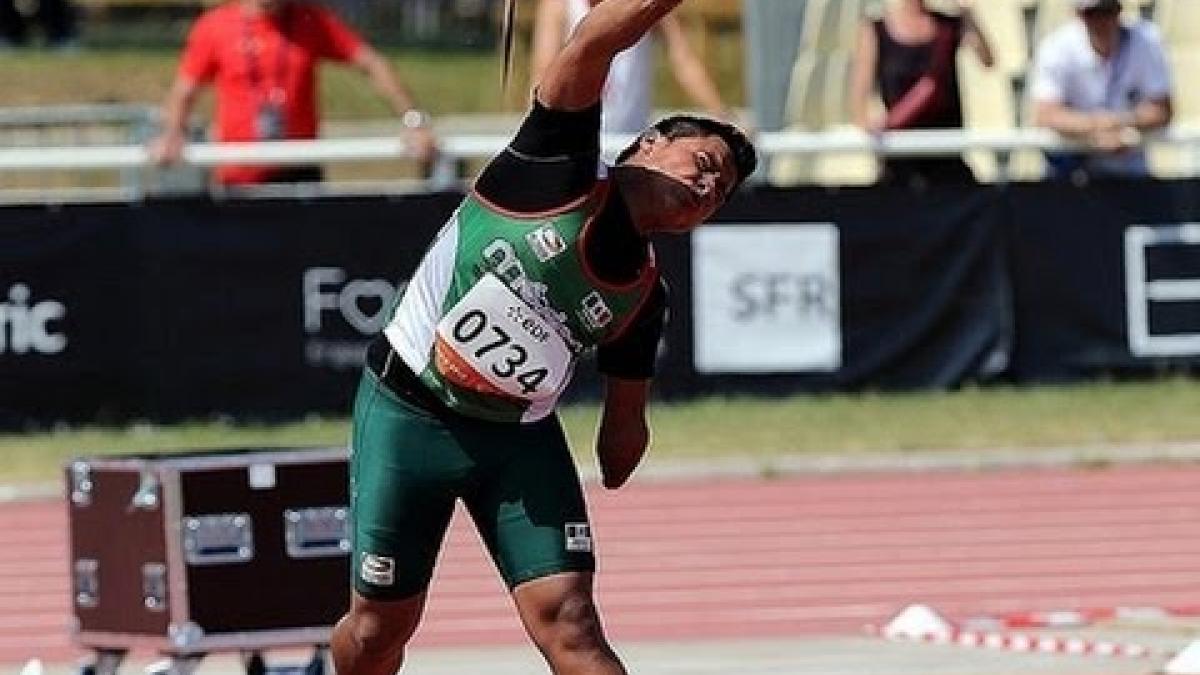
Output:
(401, 109), (431, 130)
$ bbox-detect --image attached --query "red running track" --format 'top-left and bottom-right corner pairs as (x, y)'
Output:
(3, 464), (1200, 665)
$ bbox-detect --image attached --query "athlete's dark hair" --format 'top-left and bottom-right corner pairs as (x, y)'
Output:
(615, 114), (758, 195)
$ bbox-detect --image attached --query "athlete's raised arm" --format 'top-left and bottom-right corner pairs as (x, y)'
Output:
(536, 0), (684, 111)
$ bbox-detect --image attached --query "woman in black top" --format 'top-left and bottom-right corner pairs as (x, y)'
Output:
(850, 0), (994, 188)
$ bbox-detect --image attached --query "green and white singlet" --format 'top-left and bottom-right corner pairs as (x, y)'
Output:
(384, 186), (658, 424)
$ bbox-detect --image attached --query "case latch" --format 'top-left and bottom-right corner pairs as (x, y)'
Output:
(142, 562), (168, 611)
(70, 462), (93, 507)
(182, 513), (254, 565)
(284, 507), (350, 559)
(74, 558), (99, 608)
(130, 470), (160, 511)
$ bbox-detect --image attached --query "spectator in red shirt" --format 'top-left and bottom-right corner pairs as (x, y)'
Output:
(150, 0), (436, 186)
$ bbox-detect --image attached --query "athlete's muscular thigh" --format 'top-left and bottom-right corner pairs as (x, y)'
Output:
(461, 414), (595, 589)
(350, 372), (467, 599)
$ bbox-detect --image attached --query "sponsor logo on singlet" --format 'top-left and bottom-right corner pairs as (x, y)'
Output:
(578, 291), (613, 331)
(526, 225), (567, 263)
(481, 238), (573, 333)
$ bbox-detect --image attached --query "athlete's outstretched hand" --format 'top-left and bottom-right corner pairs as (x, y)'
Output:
(599, 434), (646, 489)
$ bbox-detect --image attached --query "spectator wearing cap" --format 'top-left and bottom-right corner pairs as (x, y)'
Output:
(1030, 0), (1173, 180)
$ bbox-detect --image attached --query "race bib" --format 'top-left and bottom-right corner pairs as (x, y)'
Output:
(433, 274), (572, 403)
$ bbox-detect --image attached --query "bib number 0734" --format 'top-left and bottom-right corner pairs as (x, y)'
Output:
(434, 273), (572, 403)
(450, 308), (550, 395)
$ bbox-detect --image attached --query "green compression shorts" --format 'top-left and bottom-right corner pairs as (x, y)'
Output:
(349, 369), (596, 600)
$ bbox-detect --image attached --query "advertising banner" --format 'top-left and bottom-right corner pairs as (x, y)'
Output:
(127, 195), (455, 418)
(3, 179), (1198, 428)
(1007, 180), (1200, 379)
(706, 185), (1012, 391)
(0, 194), (460, 426)
(1124, 223), (1200, 358)
(0, 206), (142, 426)
(693, 223), (841, 373)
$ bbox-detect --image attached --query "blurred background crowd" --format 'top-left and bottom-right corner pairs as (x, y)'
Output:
(0, 0), (1195, 196)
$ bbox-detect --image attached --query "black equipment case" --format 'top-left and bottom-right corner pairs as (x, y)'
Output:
(65, 447), (350, 669)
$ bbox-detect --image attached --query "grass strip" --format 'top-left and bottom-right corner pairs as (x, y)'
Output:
(3, 377), (1198, 484)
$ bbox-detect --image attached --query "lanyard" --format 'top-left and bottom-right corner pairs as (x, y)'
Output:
(242, 4), (291, 105)
(1103, 27), (1131, 109)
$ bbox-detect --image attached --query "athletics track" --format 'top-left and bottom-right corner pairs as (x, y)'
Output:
(2, 462), (1200, 671)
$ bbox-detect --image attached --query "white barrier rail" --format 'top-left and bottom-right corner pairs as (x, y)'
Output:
(767, 126), (1200, 156)
(1, 125), (1198, 182)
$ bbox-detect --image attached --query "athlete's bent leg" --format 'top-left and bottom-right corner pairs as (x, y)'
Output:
(331, 590), (427, 675)
(512, 571), (626, 675)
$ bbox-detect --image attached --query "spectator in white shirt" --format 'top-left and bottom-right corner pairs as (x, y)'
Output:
(1030, 0), (1173, 179)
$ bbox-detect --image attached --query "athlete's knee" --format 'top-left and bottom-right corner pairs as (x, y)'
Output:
(339, 609), (401, 658)
(334, 595), (422, 664)
(533, 590), (610, 655)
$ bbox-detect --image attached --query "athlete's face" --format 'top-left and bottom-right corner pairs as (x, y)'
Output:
(615, 132), (737, 234)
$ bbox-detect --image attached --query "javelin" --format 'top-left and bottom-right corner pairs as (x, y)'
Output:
(501, 0), (517, 94)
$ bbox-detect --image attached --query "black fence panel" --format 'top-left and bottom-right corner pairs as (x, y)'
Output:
(673, 183), (1012, 396)
(0, 193), (460, 426)
(2, 180), (1198, 428)
(0, 204), (144, 426)
(1007, 180), (1200, 380)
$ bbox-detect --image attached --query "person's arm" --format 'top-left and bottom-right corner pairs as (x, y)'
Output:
(1050, 95), (1171, 137)
(472, 98), (601, 212)
(593, 279), (666, 489)
(530, 0), (568, 95)
(149, 76), (201, 164)
(849, 20), (879, 130)
(538, 0), (683, 111)
(958, 1), (995, 68)
(1032, 71), (1136, 146)
(1129, 34), (1174, 132)
(596, 376), (651, 489)
(1131, 97), (1172, 131)
(1029, 35), (1100, 139)
(658, 13), (730, 120)
(149, 15), (215, 165)
(1034, 98), (1149, 153)
(1033, 101), (1113, 137)
(352, 45), (437, 162)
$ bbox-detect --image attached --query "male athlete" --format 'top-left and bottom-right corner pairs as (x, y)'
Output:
(331, 1), (756, 673)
